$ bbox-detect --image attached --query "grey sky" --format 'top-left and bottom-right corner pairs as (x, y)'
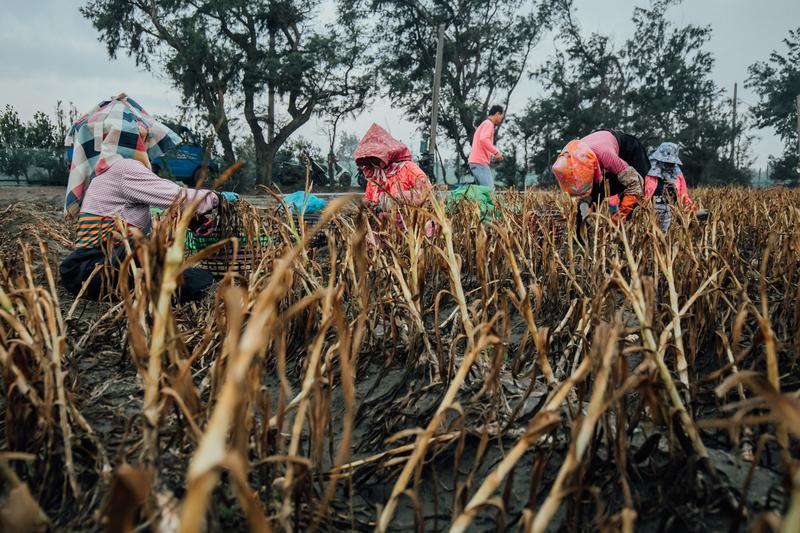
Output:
(1, 0), (798, 168)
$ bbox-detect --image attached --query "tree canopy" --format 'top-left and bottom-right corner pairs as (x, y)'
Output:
(747, 27), (800, 185)
(0, 104), (69, 184)
(82, 0), (374, 186)
(365, 0), (554, 169)
(511, 0), (751, 187)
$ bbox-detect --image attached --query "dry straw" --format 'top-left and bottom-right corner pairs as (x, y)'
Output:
(0, 185), (798, 530)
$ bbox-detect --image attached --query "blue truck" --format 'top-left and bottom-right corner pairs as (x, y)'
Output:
(65, 126), (218, 186)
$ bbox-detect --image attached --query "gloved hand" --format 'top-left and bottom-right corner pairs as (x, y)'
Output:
(219, 191), (240, 203)
(617, 166), (644, 197)
(193, 214), (218, 236)
(613, 195), (638, 223)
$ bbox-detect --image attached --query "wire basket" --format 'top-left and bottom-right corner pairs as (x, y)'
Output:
(184, 230), (271, 277)
(523, 209), (567, 242)
(285, 210), (332, 248)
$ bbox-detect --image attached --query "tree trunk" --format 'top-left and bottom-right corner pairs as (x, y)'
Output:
(243, 85), (270, 187)
(200, 91), (237, 167)
(262, 144), (278, 188)
(256, 113), (314, 188)
(254, 140), (271, 188)
(328, 151), (336, 188)
(242, 72), (316, 188)
(216, 120), (236, 166)
(328, 116), (339, 188)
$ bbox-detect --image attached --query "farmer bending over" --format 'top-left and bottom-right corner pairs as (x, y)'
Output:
(355, 123), (435, 242)
(552, 129), (649, 228)
(356, 123), (433, 209)
(643, 142), (701, 231)
(60, 94), (238, 302)
(468, 105), (505, 190)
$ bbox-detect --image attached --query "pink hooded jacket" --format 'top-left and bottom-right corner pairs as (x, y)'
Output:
(608, 174), (696, 211)
(643, 174), (695, 210)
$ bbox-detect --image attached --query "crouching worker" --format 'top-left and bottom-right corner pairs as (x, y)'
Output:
(552, 129), (648, 228)
(644, 142), (700, 231)
(354, 124), (435, 241)
(60, 94), (234, 303)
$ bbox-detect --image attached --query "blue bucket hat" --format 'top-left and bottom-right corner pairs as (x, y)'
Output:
(649, 142), (682, 165)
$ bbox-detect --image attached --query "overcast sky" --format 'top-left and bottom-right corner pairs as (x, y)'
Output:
(1, 0), (798, 168)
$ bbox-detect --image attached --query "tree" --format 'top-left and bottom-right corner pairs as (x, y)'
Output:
(0, 105), (25, 150)
(335, 132), (360, 164)
(54, 101), (79, 149)
(83, 0), (374, 188)
(365, 0), (554, 164)
(494, 146), (525, 189)
(747, 27), (800, 185)
(0, 105), (28, 182)
(26, 110), (68, 185)
(25, 112), (57, 149)
(514, 0), (751, 186)
(0, 105), (68, 184)
(319, 11), (373, 186)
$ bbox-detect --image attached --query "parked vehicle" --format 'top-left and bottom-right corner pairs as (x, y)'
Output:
(151, 126), (218, 185)
(273, 150), (352, 188)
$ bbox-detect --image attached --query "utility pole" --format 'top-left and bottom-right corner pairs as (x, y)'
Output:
(730, 82), (738, 168)
(796, 94), (800, 171)
(428, 24), (445, 182)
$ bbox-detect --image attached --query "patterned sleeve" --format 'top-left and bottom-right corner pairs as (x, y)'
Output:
(617, 166), (644, 198)
(121, 162), (218, 213)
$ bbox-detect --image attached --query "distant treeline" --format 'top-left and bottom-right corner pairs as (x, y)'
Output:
(6, 1), (799, 188)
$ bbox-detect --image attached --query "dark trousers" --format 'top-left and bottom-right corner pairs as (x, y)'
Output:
(60, 246), (213, 303)
(608, 130), (650, 177)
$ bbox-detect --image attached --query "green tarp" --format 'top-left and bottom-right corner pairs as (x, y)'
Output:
(445, 185), (503, 221)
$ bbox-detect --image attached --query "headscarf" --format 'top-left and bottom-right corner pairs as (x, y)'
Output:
(354, 123), (412, 181)
(551, 139), (599, 198)
(64, 93), (181, 219)
(648, 142), (683, 184)
(355, 124), (416, 206)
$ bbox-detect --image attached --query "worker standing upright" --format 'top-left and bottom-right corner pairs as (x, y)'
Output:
(468, 105), (505, 190)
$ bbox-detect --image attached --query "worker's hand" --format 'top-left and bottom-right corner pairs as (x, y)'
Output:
(578, 200), (591, 220)
(193, 214), (218, 236)
(612, 195), (638, 223)
(494, 152), (504, 162)
(219, 191), (240, 203)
